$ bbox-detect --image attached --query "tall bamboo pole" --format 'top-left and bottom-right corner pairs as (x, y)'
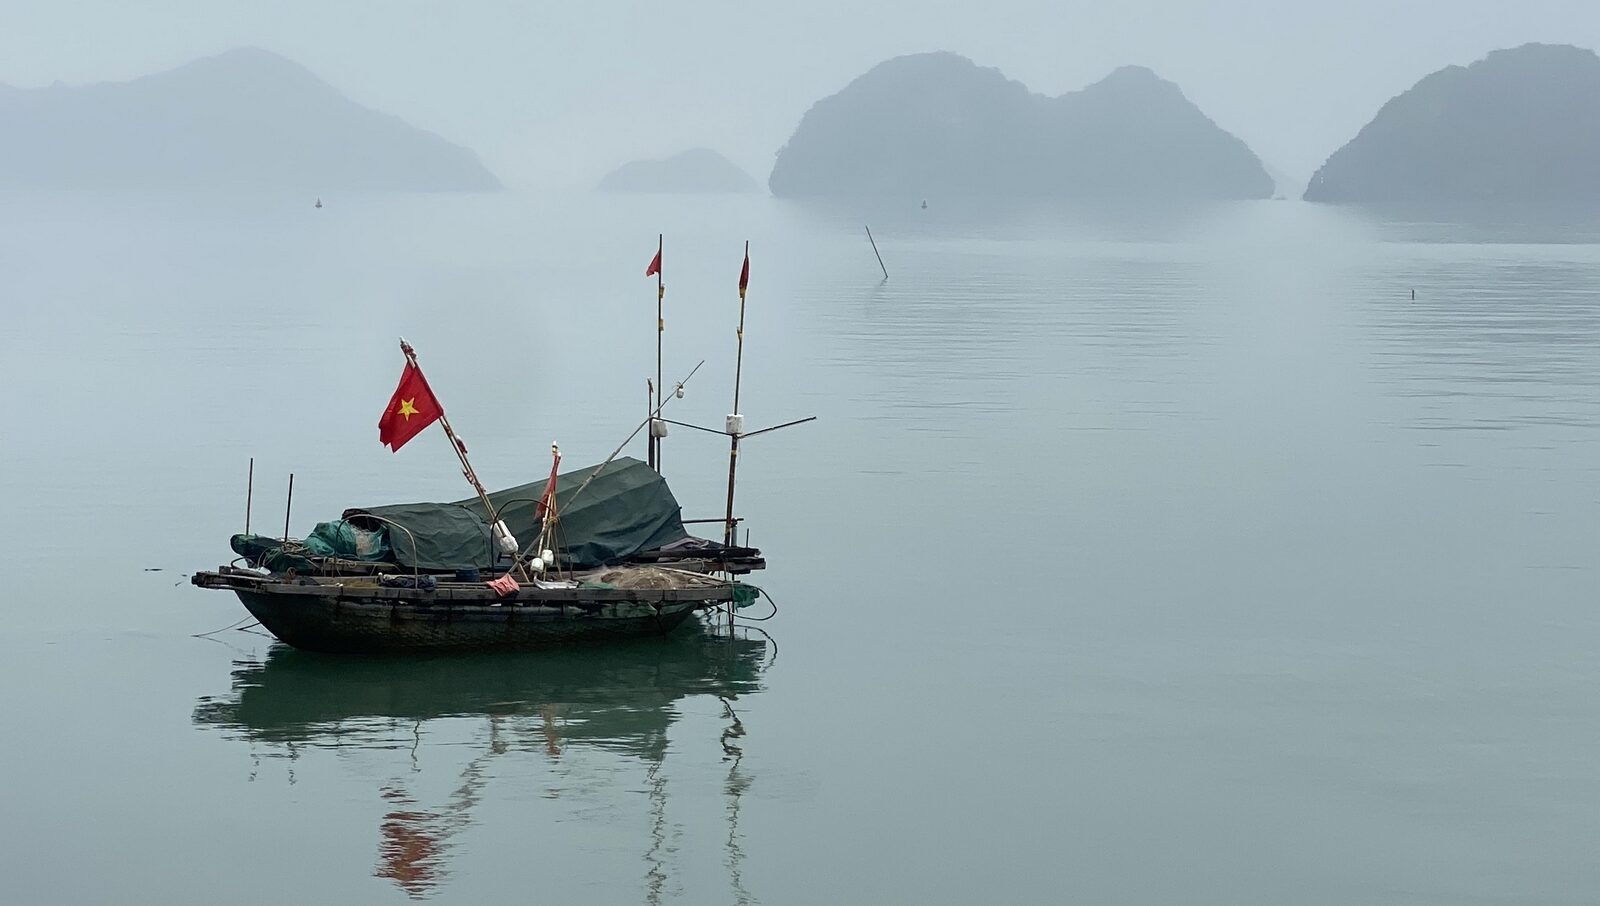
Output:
(723, 242), (749, 548)
(654, 233), (664, 472)
(245, 457), (254, 535)
(283, 472), (294, 541)
(399, 339), (527, 579)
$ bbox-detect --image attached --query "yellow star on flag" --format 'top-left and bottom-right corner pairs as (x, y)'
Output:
(398, 398), (419, 420)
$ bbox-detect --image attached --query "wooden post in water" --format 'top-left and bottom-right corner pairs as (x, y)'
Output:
(865, 225), (888, 280)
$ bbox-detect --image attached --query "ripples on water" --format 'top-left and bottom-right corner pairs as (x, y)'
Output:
(2, 194), (1598, 904)
(1363, 258), (1600, 433)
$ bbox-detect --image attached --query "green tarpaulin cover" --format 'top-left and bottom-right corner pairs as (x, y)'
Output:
(344, 456), (687, 571)
(302, 520), (390, 560)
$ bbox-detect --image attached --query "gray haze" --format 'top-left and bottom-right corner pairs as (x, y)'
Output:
(0, 48), (498, 190)
(8, 4), (1600, 903)
(5, 0), (1599, 189)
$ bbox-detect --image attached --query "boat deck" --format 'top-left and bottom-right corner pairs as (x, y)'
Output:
(194, 565), (740, 605)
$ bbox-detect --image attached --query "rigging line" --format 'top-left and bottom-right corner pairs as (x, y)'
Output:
(517, 360), (704, 568)
(192, 616), (260, 638)
(658, 418), (727, 437)
(730, 587), (779, 622)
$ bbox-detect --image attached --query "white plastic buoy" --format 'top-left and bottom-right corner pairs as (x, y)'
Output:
(541, 549), (555, 566)
(493, 521), (519, 555)
(725, 413), (744, 435)
(650, 418), (669, 438)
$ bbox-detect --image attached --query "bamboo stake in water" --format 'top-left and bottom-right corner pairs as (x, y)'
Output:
(865, 224), (888, 280)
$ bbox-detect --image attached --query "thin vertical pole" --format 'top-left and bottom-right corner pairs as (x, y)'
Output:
(399, 339), (528, 579)
(865, 224), (888, 280)
(283, 473), (294, 541)
(655, 233), (664, 473)
(723, 435), (740, 547)
(733, 241), (749, 414)
(245, 457), (254, 535)
(646, 379), (656, 469)
(724, 241), (750, 548)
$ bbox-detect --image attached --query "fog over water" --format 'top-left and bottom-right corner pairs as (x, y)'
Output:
(2, 192), (1597, 904)
(3, 3), (1600, 904)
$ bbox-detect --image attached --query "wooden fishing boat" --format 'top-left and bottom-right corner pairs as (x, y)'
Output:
(196, 245), (806, 655)
(193, 453), (769, 652)
(191, 564), (754, 654)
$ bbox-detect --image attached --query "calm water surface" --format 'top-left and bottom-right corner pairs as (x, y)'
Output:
(0, 193), (1596, 904)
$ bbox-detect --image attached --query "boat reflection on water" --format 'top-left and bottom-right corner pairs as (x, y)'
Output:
(193, 621), (769, 900)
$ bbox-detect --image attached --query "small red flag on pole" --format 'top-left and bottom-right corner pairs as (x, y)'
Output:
(647, 234), (665, 472)
(377, 362), (444, 451)
(738, 247), (750, 299)
(534, 444), (562, 522)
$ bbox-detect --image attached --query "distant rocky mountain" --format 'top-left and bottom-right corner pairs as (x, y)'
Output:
(0, 47), (499, 190)
(1305, 44), (1600, 204)
(769, 52), (1271, 200)
(597, 148), (758, 193)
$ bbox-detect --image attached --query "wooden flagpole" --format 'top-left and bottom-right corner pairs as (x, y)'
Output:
(654, 233), (664, 472)
(399, 338), (527, 579)
(723, 241), (749, 547)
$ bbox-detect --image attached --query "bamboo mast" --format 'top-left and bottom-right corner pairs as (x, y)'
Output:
(723, 242), (749, 547)
(653, 233), (665, 472)
(244, 457), (254, 535)
(399, 338), (527, 579)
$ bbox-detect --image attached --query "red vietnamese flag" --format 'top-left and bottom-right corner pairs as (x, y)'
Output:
(738, 246), (749, 298)
(645, 249), (662, 277)
(377, 362), (443, 451)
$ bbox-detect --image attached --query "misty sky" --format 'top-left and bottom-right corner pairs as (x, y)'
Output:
(6, 1), (1599, 188)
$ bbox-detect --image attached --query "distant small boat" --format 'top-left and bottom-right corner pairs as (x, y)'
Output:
(920, 200), (927, 210)
(314, 198), (323, 209)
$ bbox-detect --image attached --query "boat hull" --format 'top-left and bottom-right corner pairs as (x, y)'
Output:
(234, 588), (706, 654)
